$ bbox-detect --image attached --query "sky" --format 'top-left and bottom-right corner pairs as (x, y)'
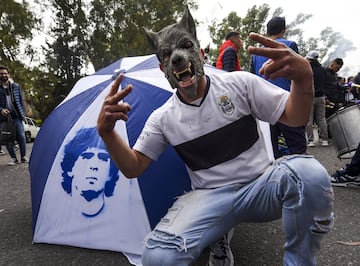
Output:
(27, 0), (359, 77)
(192, 0), (360, 77)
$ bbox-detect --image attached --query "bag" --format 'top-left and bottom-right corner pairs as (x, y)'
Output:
(0, 117), (16, 145)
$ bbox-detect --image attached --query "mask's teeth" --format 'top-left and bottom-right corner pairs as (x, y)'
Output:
(173, 63), (192, 80)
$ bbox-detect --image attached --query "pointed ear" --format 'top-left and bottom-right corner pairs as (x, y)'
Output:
(144, 27), (159, 50)
(178, 5), (197, 40)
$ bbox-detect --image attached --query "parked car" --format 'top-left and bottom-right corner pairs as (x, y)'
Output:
(23, 116), (40, 143)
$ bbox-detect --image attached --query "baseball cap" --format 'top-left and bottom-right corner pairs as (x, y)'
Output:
(266, 17), (285, 35)
(305, 50), (319, 60)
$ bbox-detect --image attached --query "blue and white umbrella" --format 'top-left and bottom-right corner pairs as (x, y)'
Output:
(29, 54), (227, 265)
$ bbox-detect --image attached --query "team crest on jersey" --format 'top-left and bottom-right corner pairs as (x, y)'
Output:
(218, 95), (235, 115)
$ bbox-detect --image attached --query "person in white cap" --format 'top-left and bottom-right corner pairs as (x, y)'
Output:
(305, 50), (329, 146)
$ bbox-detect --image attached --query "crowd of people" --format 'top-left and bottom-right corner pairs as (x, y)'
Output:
(214, 16), (360, 189)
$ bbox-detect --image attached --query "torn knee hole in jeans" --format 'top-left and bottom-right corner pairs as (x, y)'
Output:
(311, 213), (334, 234)
(144, 229), (188, 252)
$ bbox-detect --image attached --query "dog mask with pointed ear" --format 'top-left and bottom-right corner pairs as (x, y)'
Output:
(144, 6), (205, 92)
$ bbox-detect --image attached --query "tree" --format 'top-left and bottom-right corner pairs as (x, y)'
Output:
(37, 0), (88, 117)
(207, 4), (355, 72)
(32, 0), (197, 120)
(0, 0), (39, 65)
(84, 0), (197, 71)
(0, 0), (44, 119)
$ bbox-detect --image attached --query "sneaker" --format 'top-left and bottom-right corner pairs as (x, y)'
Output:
(307, 141), (316, 147)
(21, 157), (28, 163)
(7, 158), (19, 166)
(320, 140), (329, 146)
(0, 150), (5, 156)
(330, 169), (360, 187)
(209, 229), (234, 266)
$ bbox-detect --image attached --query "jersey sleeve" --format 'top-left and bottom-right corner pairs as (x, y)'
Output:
(133, 109), (169, 161)
(242, 72), (289, 125)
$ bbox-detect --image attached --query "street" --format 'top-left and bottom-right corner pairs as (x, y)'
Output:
(0, 142), (359, 265)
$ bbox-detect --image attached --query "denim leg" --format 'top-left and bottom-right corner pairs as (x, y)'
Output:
(5, 118), (26, 159)
(14, 118), (26, 158)
(142, 186), (236, 266)
(5, 143), (16, 159)
(232, 155), (334, 266)
(142, 155), (334, 266)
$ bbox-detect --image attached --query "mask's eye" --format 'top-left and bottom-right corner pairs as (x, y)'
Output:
(81, 152), (94, 159)
(181, 40), (193, 49)
(98, 152), (110, 162)
(161, 49), (171, 62)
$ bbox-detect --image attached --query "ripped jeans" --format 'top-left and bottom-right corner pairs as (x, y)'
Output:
(142, 155), (334, 266)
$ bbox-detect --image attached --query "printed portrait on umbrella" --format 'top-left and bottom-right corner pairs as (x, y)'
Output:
(60, 127), (119, 217)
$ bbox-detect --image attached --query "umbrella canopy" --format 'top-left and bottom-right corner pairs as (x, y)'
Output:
(29, 54), (226, 265)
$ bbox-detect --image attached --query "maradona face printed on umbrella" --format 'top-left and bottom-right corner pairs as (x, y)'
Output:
(61, 127), (119, 217)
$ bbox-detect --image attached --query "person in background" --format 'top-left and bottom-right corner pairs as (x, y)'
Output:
(0, 65), (27, 166)
(351, 73), (360, 100)
(250, 16), (307, 158)
(331, 142), (360, 187)
(216, 31), (242, 72)
(344, 83), (356, 106)
(324, 58), (344, 118)
(305, 50), (329, 147)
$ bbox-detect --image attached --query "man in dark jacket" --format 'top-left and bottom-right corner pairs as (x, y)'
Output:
(0, 65), (27, 165)
(324, 58), (344, 118)
(305, 51), (329, 146)
(216, 31), (242, 72)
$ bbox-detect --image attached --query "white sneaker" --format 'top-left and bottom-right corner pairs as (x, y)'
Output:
(307, 141), (316, 147)
(209, 229), (234, 266)
(320, 140), (329, 146)
(7, 158), (18, 166)
(0, 150), (5, 156)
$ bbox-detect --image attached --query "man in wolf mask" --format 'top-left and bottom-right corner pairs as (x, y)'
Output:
(98, 6), (334, 266)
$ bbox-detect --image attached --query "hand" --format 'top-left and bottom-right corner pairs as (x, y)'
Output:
(1, 108), (10, 117)
(97, 74), (132, 134)
(247, 33), (312, 83)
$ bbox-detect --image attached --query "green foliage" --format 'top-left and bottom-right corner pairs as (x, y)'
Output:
(0, 0), (42, 119)
(0, 0), (39, 63)
(81, 0), (196, 71)
(1, 1), (356, 123)
(207, 4), (355, 72)
(31, 0), (197, 121)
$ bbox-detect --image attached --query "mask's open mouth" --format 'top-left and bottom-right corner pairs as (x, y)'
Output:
(173, 62), (195, 87)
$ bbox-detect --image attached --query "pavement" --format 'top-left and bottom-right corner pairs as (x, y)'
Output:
(0, 141), (359, 266)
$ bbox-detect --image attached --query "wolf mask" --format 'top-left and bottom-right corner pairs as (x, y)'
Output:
(144, 6), (205, 98)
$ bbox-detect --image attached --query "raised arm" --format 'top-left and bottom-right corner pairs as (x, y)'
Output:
(97, 74), (152, 178)
(248, 33), (313, 127)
